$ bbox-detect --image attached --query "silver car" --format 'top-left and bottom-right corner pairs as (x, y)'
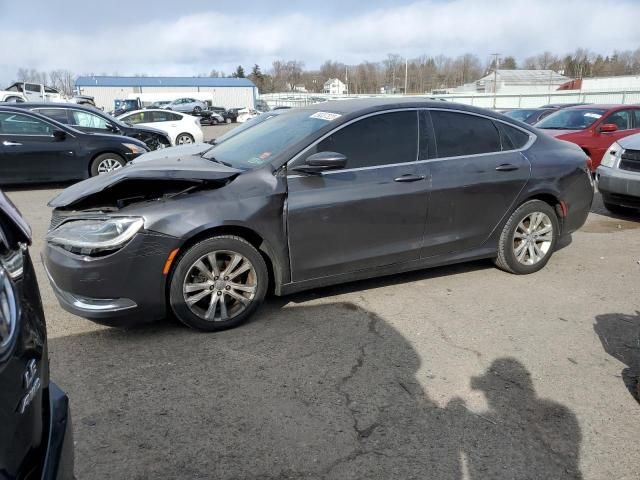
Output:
(165, 97), (207, 114)
(597, 134), (640, 214)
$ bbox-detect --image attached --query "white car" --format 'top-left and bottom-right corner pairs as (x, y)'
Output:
(235, 108), (260, 123)
(117, 109), (204, 145)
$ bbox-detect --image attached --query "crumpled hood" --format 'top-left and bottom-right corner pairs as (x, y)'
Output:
(618, 132), (640, 150)
(133, 143), (213, 163)
(49, 153), (241, 208)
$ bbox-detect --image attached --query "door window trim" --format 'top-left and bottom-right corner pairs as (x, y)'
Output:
(286, 107), (536, 177)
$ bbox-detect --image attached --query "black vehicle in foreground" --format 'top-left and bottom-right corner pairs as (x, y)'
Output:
(0, 106), (148, 185)
(42, 99), (594, 332)
(0, 191), (73, 478)
(11, 103), (171, 151)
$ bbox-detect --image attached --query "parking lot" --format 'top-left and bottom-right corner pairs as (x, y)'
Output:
(5, 122), (640, 479)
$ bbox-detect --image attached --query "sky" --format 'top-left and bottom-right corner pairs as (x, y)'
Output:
(1, 0), (640, 85)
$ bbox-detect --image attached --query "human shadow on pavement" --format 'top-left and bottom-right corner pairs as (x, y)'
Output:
(594, 311), (640, 403)
(49, 302), (583, 480)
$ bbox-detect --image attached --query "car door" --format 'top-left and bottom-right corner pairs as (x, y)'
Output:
(590, 109), (640, 163)
(421, 109), (531, 257)
(286, 110), (429, 281)
(0, 111), (79, 184)
(149, 111), (182, 143)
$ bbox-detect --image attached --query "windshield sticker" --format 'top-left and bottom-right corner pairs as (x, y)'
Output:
(310, 112), (342, 121)
(584, 113), (602, 119)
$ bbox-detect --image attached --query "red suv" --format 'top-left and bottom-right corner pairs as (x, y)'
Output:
(535, 104), (640, 170)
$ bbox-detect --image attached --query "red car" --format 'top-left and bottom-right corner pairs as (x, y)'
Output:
(535, 104), (640, 170)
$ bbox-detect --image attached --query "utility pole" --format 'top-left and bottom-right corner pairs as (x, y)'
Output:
(345, 66), (349, 96)
(404, 58), (408, 95)
(491, 53), (501, 109)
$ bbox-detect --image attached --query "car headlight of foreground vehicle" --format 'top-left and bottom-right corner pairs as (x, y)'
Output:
(601, 142), (623, 168)
(46, 217), (144, 256)
(123, 142), (147, 154)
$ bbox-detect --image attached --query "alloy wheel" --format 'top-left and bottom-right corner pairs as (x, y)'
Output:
(176, 134), (194, 144)
(96, 158), (123, 174)
(512, 212), (553, 265)
(182, 250), (257, 322)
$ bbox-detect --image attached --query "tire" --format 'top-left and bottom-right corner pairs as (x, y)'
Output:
(193, 106), (202, 114)
(494, 200), (559, 274)
(603, 201), (635, 215)
(211, 118), (219, 125)
(90, 153), (126, 176)
(169, 235), (268, 332)
(225, 117), (232, 124)
(175, 133), (194, 145)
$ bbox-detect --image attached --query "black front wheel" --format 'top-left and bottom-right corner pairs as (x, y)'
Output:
(169, 236), (269, 331)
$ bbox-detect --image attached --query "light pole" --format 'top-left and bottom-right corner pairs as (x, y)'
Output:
(491, 53), (501, 109)
(404, 57), (408, 95)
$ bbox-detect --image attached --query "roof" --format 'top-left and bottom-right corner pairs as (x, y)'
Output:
(478, 69), (570, 85)
(75, 76), (256, 88)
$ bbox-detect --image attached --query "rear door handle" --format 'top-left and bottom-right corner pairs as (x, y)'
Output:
(394, 174), (425, 183)
(2, 140), (22, 146)
(495, 163), (518, 172)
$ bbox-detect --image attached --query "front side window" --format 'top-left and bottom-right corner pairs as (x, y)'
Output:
(151, 111), (180, 122)
(430, 111), (501, 158)
(603, 110), (631, 131)
(633, 109), (640, 128)
(0, 112), (54, 135)
(121, 112), (147, 124)
(70, 110), (109, 129)
(315, 111), (418, 169)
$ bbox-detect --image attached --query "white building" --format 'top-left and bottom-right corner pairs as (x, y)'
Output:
(322, 78), (347, 95)
(457, 69), (571, 94)
(75, 76), (258, 111)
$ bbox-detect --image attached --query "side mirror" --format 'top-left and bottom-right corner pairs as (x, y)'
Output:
(292, 151), (348, 174)
(599, 123), (618, 133)
(107, 123), (119, 133)
(52, 130), (66, 141)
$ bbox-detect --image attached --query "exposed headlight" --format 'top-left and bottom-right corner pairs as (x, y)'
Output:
(46, 217), (144, 255)
(601, 142), (623, 168)
(123, 143), (147, 154)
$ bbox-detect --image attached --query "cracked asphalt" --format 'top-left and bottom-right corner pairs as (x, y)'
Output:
(5, 124), (640, 479)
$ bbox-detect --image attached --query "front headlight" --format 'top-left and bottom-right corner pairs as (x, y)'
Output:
(123, 143), (147, 154)
(46, 217), (144, 255)
(601, 142), (623, 168)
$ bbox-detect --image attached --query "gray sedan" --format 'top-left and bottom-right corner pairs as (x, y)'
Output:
(165, 97), (208, 114)
(597, 133), (640, 213)
(42, 99), (594, 332)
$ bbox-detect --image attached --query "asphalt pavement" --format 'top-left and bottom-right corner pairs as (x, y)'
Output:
(5, 125), (640, 479)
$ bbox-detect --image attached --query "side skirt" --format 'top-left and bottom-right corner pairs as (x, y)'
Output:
(276, 246), (497, 296)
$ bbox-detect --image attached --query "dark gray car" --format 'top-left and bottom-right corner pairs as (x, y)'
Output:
(42, 99), (594, 332)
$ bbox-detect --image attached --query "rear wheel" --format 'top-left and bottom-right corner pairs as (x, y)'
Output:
(176, 133), (194, 145)
(169, 236), (268, 331)
(225, 117), (232, 124)
(494, 200), (559, 274)
(193, 106), (202, 114)
(90, 153), (126, 176)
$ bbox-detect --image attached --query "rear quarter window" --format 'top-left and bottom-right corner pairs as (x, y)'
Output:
(496, 122), (531, 149)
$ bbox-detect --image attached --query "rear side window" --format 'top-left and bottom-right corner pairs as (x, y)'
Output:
(34, 108), (70, 124)
(317, 111), (418, 169)
(430, 111), (501, 158)
(496, 122), (531, 150)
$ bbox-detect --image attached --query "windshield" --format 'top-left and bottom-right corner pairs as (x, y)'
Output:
(536, 108), (606, 130)
(203, 110), (336, 169)
(213, 112), (280, 145)
(504, 110), (538, 122)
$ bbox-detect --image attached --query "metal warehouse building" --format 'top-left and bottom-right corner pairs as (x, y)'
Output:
(75, 76), (257, 111)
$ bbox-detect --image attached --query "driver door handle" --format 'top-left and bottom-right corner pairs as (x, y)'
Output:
(495, 163), (518, 172)
(2, 140), (22, 146)
(394, 174), (426, 183)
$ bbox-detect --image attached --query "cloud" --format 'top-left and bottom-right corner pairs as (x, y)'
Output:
(2, 0), (639, 83)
